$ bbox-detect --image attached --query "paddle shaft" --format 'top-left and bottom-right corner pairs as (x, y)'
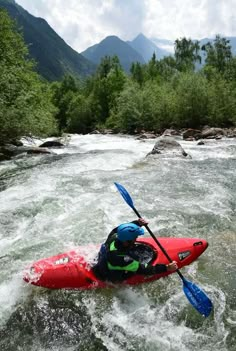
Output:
(132, 206), (185, 280)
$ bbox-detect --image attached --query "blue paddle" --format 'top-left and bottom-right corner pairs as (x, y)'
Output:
(114, 182), (213, 317)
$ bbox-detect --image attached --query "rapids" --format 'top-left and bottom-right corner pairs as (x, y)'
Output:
(0, 134), (235, 351)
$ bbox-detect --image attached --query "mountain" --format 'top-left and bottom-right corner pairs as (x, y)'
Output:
(199, 37), (236, 55)
(192, 37), (236, 68)
(81, 35), (145, 72)
(0, 0), (96, 81)
(150, 38), (175, 54)
(128, 33), (171, 62)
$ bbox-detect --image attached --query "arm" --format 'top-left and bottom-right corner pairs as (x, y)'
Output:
(137, 261), (178, 275)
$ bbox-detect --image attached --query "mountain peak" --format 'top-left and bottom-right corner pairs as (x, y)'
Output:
(81, 35), (145, 72)
(102, 35), (123, 43)
(136, 33), (147, 40)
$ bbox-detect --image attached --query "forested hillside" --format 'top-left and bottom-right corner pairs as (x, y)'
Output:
(0, 9), (58, 144)
(0, 0), (96, 80)
(53, 36), (236, 134)
(1, 8), (236, 146)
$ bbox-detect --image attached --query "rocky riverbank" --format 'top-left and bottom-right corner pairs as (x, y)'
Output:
(0, 126), (235, 162)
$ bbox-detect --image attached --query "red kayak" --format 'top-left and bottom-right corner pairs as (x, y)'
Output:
(23, 237), (208, 289)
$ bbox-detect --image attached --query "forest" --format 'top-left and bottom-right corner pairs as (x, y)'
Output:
(1, 8), (236, 144)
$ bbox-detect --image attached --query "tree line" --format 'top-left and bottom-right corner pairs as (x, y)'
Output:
(1, 9), (236, 145)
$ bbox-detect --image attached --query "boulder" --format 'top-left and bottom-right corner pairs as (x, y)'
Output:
(197, 141), (205, 145)
(225, 128), (236, 138)
(136, 133), (157, 140)
(0, 144), (53, 158)
(0, 153), (11, 161)
(26, 147), (52, 154)
(162, 129), (180, 136)
(147, 137), (189, 158)
(9, 139), (24, 147)
(201, 127), (225, 139)
(39, 140), (64, 148)
(182, 128), (202, 140)
(89, 130), (101, 134)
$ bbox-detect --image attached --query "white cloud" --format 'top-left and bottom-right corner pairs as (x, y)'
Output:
(15, 0), (236, 52)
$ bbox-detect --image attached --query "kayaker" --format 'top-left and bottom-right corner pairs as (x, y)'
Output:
(93, 218), (178, 282)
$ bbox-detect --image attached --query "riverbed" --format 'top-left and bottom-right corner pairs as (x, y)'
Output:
(0, 134), (235, 351)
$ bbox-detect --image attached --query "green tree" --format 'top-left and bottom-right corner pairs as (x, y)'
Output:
(91, 55), (126, 124)
(130, 62), (144, 86)
(207, 76), (236, 126)
(50, 75), (79, 131)
(224, 56), (236, 83)
(0, 9), (57, 144)
(175, 72), (208, 128)
(106, 83), (143, 133)
(67, 94), (96, 134)
(145, 53), (160, 81)
(174, 37), (201, 71)
(156, 56), (177, 82)
(142, 82), (178, 131)
(202, 35), (232, 74)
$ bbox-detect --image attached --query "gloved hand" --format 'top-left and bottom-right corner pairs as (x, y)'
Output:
(153, 261), (178, 274)
(153, 263), (168, 274)
(166, 261), (178, 271)
(138, 218), (149, 226)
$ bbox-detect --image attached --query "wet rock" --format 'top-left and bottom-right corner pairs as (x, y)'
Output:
(183, 128), (202, 140)
(136, 133), (157, 140)
(90, 130), (101, 134)
(162, 129), (180, 136)
(197, 141), (205, 145)
(0, 145), (53, 158)
(226, 128), (236, 138)
(147, 137), (189, 158)
(39, 140), (64, 148)
(26, 147), (52, 154)
(0, 153), (11, 161)
(201, 127), (225, 139)
(185, 137), (195, 141)
(9, 139), (24, 147)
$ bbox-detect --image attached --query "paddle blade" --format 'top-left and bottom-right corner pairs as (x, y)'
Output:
(114, 182), (134, 209)
(183, 278), (213, 317)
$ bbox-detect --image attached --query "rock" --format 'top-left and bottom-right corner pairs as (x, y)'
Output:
(201, 127), (225, 139)
(9, 139), (24, 147)
(197, 141), (205, 145)
(147, 136), (189, 158)
(162, 129), (180, 136)
(102, 129), (114, 134)
(90, 130), (101, 134)
(136, 133), (157, 140)
(0, 153), (11, 161)
(182, 128), (202, 140)
(0, 145), (53, 158)
(39, 140), (64, 148)
(225, 128), (236, 138)
(26, 147), (52, 154)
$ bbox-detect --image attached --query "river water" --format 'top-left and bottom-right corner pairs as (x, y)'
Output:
(0, 134), (235, 351)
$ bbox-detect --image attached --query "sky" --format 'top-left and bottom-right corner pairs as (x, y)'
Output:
(15, 0), (236, 53)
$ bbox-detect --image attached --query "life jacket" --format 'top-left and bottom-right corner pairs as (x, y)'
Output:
(93, 233), (140, 282)
(106, 240), (139, 272)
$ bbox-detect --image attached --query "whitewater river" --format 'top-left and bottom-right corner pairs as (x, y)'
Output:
(0, 134), (235, 351)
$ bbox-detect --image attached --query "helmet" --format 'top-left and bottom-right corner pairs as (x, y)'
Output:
(117, 223), (144, 242)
